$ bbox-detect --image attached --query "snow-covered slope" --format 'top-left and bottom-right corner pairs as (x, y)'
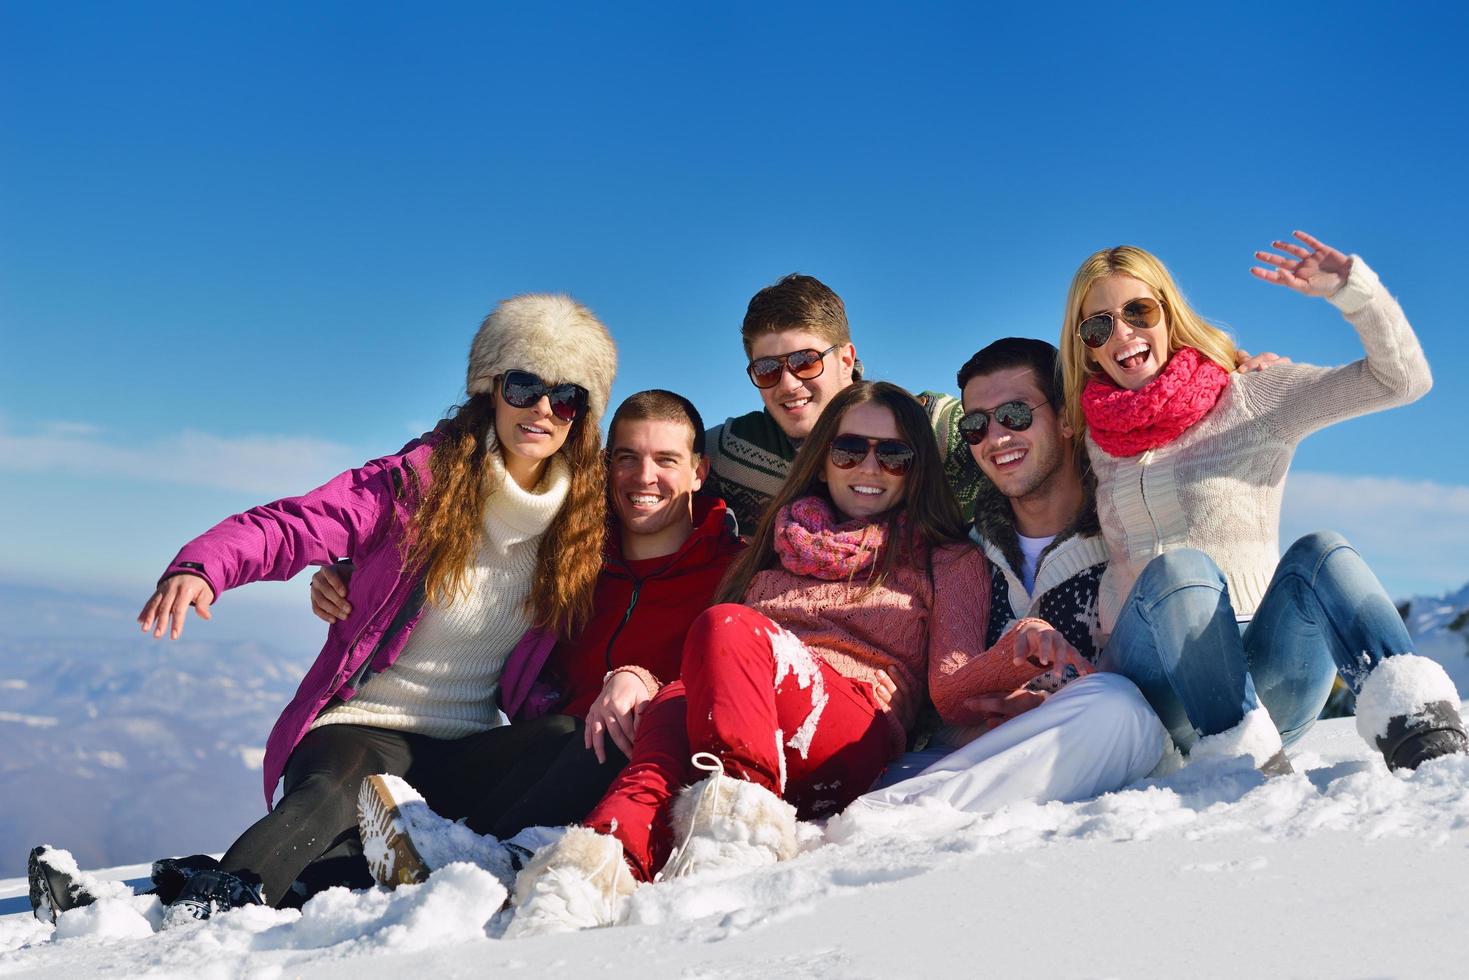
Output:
(3, 713), (1467, 979)
(1402, 582), (1469, 693)
(0, 584), (313, 879)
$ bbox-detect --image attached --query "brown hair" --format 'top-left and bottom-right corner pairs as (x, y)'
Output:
(405, 392), (605, 637)
(608, 389), (706, 456)
(715, 381), (967, 604)
(740, 273), (853, 357)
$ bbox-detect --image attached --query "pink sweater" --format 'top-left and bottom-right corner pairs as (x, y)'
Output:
(742, 543), (1044, 753)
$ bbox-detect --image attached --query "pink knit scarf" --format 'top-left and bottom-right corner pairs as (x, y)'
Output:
(1082, 346), (1230, 457)
(773, 496), (891, 580)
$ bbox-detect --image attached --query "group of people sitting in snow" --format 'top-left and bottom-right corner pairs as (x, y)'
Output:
(28, 230), (1469, 933)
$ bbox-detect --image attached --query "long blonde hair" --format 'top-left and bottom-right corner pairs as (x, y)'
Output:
(1058, 246), (1237, 437)
(405, 392), (605, 637)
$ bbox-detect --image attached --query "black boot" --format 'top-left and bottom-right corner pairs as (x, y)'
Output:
(165, 868), (265, 923)
(1376, 700), (1469, 771)
(150, 854), (222, 905)
(27, 846), (96, 924)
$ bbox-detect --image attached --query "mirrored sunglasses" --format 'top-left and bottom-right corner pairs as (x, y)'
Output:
(828, 434), (915, 476)
(959, 401), (1045, 444)
(747, 345), (839, 389)
(499, 370), (589, 422)
(1076, 297), (1163, 350)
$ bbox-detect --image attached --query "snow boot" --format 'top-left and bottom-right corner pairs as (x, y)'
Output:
(1355, 655), (1469, 772)
(1376, 702), (1468, 771)
(503, 827), (635, 938)
(356, 773), (516, 890)
(661, 752), (799, 879)
(150, 854), (222, 905)
(1187, 705), (1293, 776)
(163, 869), (264, 925)
(28, 846), (97, 924)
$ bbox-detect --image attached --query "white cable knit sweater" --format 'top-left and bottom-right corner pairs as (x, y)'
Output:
(312, 451), (571, 738)
(1089, 257), (1432, 636)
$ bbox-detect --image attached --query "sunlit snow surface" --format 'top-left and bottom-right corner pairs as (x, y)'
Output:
(3, 710), (1467, 979)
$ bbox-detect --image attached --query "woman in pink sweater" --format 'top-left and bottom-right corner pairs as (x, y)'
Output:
(502, 381), (1085, 936)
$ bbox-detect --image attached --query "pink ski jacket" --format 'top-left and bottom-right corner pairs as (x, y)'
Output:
(162, 437), (437, 808)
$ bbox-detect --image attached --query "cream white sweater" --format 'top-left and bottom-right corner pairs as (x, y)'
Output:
(312, 452), (571, 738)
(1089, 257), (1432, 635)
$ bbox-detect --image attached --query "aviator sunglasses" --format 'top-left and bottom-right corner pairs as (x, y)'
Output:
(1076, 296), (1164, 349)
(499, 370), (589, 422)
(747, 345), (839, 389)
(827, 434), (916, 476)
(958, 401), (1048, 444)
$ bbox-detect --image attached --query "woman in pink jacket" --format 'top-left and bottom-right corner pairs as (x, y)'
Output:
(502, 380), (1086, 937)
(29, 294), (617, 925)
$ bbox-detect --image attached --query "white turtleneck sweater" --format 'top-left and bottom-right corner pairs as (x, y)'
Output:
(311, 451), (571, 738)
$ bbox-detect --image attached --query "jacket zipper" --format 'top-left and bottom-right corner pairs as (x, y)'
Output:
(600, 542), (704, 672)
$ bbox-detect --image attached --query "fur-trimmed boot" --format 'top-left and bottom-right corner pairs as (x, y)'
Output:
(661, 753), (799, 879)
(503, 827), (636, 938)
(356, 774), (515, 890)
(1187, 704), (1294, 776)
(1355, 655), (1468, 771)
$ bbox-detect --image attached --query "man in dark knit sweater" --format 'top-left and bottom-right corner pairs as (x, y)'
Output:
(705, 273), (981, 534)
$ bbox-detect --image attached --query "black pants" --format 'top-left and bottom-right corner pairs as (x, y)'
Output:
(217, 715), (627, 907)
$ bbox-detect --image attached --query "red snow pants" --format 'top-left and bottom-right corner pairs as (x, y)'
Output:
(583, 604), (893, 880)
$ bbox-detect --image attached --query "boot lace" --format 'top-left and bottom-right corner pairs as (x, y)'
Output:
(658, 752), (725, 880)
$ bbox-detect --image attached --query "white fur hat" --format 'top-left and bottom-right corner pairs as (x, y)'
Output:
(466, 294), (618, 425)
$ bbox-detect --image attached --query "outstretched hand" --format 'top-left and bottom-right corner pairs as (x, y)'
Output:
(138, 573), (215, 640)
(1251, 230), (1353, 297)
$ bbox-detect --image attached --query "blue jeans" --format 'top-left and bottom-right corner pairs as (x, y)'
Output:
(1099, 532), (1412, 751)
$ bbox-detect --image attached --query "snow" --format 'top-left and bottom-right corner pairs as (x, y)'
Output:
(1354, 653), (1463, 743)
(768, 626), (828, 763)
(4, 710), (1468, 978)
(1188, 704), (1282, 767)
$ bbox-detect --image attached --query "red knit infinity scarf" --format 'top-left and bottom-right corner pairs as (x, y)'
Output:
(1082, 346), (1230, 457)
(773, 496), (892, 580)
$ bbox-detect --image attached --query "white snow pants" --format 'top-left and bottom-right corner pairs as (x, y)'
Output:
(854, 672), (1168, 813)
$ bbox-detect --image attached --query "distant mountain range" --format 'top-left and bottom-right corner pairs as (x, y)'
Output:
(2, 576), (1467, 880)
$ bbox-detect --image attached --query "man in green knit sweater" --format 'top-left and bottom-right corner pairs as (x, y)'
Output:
(705, 273), (981, 534)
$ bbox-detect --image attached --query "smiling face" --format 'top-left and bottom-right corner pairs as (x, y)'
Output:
(493, 376), (575, 487)
(608, 417), (707, 549)
(820, 401), (908, 521)
(748, 328), (856, 441)
(961, 366), (1071, 502)
(1081, 275), (1171, 390)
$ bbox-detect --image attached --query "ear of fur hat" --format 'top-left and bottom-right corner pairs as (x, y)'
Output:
(467, 294), (618, 426)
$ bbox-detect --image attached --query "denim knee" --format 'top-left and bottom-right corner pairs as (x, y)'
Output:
(1136, 548), (1226, 600)
(1280, 530), (1354, 572)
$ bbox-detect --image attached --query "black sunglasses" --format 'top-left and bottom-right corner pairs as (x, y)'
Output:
(828, 434), (915, 476)
(1076, 297), (1163, 350)
(747, 345), (839, 389)
(499, 370), (589, 422)
(959, 401), (1048, 444)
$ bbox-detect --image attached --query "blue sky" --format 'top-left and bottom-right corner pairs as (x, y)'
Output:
(3, 1), (1468, 629)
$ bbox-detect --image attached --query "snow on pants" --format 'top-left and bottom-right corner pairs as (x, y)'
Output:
(852, 673), (1168, 814)
(584, 604), (893, 881)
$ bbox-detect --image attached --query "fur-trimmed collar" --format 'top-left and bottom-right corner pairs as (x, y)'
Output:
(970, 468), (1100, 579)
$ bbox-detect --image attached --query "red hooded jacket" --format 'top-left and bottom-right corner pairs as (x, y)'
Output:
(545, 496), (745, 716)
